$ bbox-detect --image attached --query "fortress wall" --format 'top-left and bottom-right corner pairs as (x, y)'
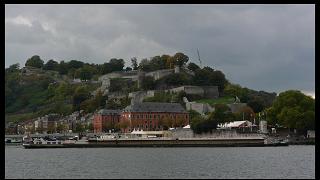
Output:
(202, 86), (219, 98)
(184, 86), (204, 95)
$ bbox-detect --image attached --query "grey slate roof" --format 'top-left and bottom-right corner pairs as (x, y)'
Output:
(124, 102), (187, 113)
(97, 109), (121, 115)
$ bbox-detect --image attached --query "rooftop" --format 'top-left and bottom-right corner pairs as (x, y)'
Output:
(97, 109), (122, 115)
(218, 121), (253, 128)
(124, 102), (187, 113)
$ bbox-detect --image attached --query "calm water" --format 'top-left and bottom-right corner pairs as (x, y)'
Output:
(5, 145), (315, 179)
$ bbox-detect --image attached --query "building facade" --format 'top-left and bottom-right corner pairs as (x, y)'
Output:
(120, 102), (189, 133)
(93, 109), (121, 133)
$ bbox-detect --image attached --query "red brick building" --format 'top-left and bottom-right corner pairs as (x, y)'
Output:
(120, 102), (189, 132)
(93, 109), (121, 133)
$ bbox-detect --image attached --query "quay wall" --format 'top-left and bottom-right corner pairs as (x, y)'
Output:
(24, 138), (265, 148)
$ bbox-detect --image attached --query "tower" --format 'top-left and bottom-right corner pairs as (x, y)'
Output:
(174, 65), (180, 73)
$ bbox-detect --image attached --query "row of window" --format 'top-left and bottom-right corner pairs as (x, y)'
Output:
(131, 124), (162, 129)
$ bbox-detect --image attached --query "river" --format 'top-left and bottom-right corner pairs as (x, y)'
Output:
(5, 145), (315, 179)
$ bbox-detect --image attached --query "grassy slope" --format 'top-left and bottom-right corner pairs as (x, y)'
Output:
(195, 96), (235, 107)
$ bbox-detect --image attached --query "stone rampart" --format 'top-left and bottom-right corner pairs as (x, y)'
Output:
(145, 69), (174, 80)
(202, 86), (219, 98)
(185, 101), (214, 115)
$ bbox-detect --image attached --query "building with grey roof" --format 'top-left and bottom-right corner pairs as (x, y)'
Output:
(123, 102), (187, 113)
(121, 102), (189, 132)
(96, 109), (122, 115)
(93, 109), (122, 133)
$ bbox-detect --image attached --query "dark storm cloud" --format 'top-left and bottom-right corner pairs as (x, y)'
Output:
(5, 4), (315, 97)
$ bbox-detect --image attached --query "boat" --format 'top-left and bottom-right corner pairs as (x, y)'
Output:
(5, 138), (22, 145)
(22, 135), (64, 148)
(264, 138), (289, 146)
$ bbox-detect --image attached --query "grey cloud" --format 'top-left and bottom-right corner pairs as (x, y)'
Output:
(5, 4), (314, 95)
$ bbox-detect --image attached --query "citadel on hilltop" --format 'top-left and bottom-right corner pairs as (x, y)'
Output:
(9, 53), (311, 141)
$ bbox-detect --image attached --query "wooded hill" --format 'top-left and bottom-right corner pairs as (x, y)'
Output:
(7, 52), (313, 133)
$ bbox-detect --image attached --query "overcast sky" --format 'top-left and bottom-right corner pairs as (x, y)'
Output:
(5, 4), (315, 97)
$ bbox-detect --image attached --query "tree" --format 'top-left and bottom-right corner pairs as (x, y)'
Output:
(74, 123), (85, 133)
(166, 56), (176, 69)
(161, 54), (171, 69)
(56, 123), (67, 133)
(192, 67), (228, 94)
(164, 73), (191, 86)
(36, 126), (44, 133)
(267, 90), (315, 133)
(150, 56), (166, 70)
(58, 61), (69, 75)
(109, 58), (125, 71)
(188, 110), (201, 120)
(79, 65), (96, 81)
(138, 58), (153, 72)
(47, 125), (56, 134)
(175, 116), (186, 128)
(103, 121), (114, 132)
(68, 60), (84, 69)
(118, 120), (130, 131)
(6, 63), (20, 73)
(131, 57), (138, 70)
(173, 52), (189, 67)
(187, 62), (200, 72)
(234, 106), (255, 121)
(208, 104), (233, 124)
(159, 116), (173, 130)
(80, 90), (105, 113)
(190, 115), (217, 134)
(99, 62), (113, 74)
(247, 97), (264, 113)
(54, 82), (71, 101)
(72, 85), (90, 111)
(25, 55), (44, 68)
(125, 67), (132, 71)
(43, 59), (59, 71)
(87, 123), (94, 132)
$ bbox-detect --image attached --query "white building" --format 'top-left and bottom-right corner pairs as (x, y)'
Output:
(218, 120), (254, 130)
